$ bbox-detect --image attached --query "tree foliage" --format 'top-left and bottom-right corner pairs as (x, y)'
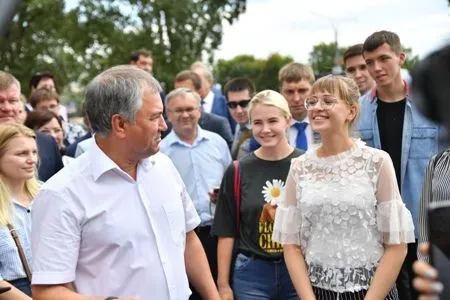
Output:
(0, 0), (246, 103)
(214, 53), (293, 91)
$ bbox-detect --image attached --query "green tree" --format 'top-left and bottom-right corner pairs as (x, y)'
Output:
(214, 53), (293, 91)
(402, 46), (420, 73)
(308, 42), (346, 75)
(0, 0), (246, 109)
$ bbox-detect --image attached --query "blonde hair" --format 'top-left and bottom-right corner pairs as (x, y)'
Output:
(310, 75), (361, 129)
(248, 90), (292, 122)
(0, 123), (40, 226)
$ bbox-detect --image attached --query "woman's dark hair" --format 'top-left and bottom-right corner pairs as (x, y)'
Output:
(24, 109), (62, 131)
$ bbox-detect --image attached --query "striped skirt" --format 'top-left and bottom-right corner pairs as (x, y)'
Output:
(312, 286), (399, 300)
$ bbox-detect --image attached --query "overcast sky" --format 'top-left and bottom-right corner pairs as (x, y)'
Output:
(215, 0), (450, 63)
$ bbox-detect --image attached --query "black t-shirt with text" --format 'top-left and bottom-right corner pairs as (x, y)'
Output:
(377, 98), (406, 191)
(212, 149), (303, 259)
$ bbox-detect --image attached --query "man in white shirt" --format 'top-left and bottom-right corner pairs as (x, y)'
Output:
(31, 66), (220, 300)
(279, 62), (316, 150)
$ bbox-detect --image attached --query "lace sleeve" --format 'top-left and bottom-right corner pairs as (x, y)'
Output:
(376, 152), (415, 244)
(272, 158), (303, 245)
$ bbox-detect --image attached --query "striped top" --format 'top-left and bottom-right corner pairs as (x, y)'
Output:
(419, 149), (450, 260)
(0, 201), (33, 281)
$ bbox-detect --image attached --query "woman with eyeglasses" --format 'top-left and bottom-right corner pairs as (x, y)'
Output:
(272, 75), (415, 300)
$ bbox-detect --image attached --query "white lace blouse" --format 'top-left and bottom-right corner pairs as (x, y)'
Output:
(272, 140), (415, 293)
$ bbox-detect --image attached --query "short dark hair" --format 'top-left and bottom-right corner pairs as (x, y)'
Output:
(24, 109), (62, 131)
(174, 70), (202, 91)
(363, 30), (402, 54)
(29, 72), (56, 90)
(129, 49), (152, 63)
(223, 77), (256, 100)
(343, 44), (364, 65)
(29, 88), (60, 108)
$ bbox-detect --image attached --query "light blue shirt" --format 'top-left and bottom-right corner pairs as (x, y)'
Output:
(160, 126), (232, 226)
(357, 86), (446, 237)
(0, 201), (32, 281)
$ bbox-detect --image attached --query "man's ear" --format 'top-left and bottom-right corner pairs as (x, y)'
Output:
(111, 114), (127, 139)
(398, 51), (406, 66)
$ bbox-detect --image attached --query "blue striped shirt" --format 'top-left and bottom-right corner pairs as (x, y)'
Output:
(0, 201), (32, 281)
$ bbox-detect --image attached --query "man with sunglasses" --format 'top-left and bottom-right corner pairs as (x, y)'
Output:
(279, 62), (316, 151)
(223, 77), (256, 159)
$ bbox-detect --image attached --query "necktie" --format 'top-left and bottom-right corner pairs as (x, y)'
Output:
(293, 122), (308, 150)
(232, 127), (252, 159)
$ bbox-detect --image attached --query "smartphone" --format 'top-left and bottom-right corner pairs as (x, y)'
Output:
(0, 287), (11, 294)
(213, 187), (220, 194)
(428, 201), (450, 299)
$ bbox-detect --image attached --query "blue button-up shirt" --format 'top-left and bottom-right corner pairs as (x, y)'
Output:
(0, 201), (32, 281)
(357, 85), (446, 237)
(160, 126), (232, 226)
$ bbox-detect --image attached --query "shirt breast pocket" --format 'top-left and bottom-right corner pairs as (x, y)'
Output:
(163, 202), (186, 246)
(410, 128), (438, 159)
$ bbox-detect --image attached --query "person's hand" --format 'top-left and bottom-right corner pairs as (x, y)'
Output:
(412, 243), (444, 298)
(218, 285), (233, 300)
(208, 189), (219, 204)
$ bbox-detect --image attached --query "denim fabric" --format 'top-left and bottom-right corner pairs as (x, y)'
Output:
(9, 278), (32, 296)
(232, 253), (298, 300)
(357, 90), (445, 237)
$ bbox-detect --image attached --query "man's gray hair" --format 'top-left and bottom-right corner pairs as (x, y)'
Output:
(190, 61), (214, 83)
(0, 71), (21, 92)
(84, 65), (161, 137)
(165, 88), (202, 108)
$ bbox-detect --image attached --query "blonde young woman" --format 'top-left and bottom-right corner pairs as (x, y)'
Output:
(0, 123), (40, 299)
(272, 75), (415, 300)
(212, 90), (303, 300)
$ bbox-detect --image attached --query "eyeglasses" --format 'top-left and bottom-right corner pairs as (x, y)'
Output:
(304, 96), (339, 110)
(226, 99), (251, 109)
(168, 107), (199, 115)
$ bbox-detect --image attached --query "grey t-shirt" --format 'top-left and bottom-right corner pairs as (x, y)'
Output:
(212, 149), (303, 259)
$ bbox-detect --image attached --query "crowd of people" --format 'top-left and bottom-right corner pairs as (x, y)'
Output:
(0, 29), (446, 300)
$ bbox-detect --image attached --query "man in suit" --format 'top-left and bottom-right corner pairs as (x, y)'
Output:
(190, 62), (236, 133)
(0, 71), (63, 181)
(173, 70), (233, 149)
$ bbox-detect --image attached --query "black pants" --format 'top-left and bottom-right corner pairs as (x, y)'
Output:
(189, 226), (218, 300)
(313, 286), (399, 300)
(396, 241), (419, 300)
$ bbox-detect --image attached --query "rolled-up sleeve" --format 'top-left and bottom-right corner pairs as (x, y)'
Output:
(31, 189), (82, 285)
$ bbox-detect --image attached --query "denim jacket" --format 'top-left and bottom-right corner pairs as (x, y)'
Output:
(357, 86), (444, 237)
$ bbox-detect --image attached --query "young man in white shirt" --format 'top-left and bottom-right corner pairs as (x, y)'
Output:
(279, 62), (316, 150)
(31, 66), (220, 300)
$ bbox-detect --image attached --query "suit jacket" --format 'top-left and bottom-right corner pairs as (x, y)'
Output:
(163, 112), (233, 149)
(211, 92), (236, 134)
(36, 132), (64, 181)
(65, 132), (92, 157)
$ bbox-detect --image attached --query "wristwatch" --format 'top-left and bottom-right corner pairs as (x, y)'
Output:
(104, 297), (119, 300)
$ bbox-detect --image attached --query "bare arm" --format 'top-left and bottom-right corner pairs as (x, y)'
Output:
(185, 230), (220, 300)
(0, 280), (31, 300)
(216, 237), (234, 300)
(32, 284), (137, 300)
(365, 244), (407, 300)
(283, 244), (316, 300)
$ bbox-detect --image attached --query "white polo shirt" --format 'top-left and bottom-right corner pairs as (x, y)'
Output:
(31, 140), (200, 299)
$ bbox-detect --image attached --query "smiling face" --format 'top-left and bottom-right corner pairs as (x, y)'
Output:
(0, 84), (21, 123)
(0, 136), (38, 183)
(250, 103), (290, 149)
(38, 117), (64, 149)
(166, 92), (201, 138)
(227, 89), (251, 125)
(363, 43), (405, 88)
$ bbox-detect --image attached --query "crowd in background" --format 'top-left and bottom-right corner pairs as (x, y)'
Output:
(0, 29), (447, 300)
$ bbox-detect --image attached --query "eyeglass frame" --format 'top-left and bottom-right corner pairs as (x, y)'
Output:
(167, 106), (200, 115)
(226, 99), (251, 109)
(304, 96), (340, 110)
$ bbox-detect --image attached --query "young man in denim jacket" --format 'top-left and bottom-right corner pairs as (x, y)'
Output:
(357, 30), (445, 300)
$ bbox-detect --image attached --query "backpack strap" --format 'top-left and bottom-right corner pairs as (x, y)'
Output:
(233, 160), (241, 237)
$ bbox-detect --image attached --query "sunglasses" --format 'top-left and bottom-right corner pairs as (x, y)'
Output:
(226, 99), (251, 109)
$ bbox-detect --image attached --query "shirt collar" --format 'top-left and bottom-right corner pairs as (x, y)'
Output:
(291, 117), (310, 126)
(204, 90), (214, 104)
(164, 125), (209, 147)
(369, 80), (411, 103)
(88, 137), (151, 181)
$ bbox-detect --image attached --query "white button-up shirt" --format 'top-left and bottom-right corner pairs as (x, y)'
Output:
(31, 140), (200, 299)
